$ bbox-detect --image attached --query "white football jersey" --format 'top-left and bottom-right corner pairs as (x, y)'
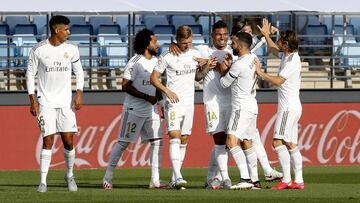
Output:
(278, 52), (302, 112)
(155, 48), (200, 106)
(194, 45), (232, 106)
(220, 53), (258, 114)
(123, 55), (159, 117)
(26, 39), (84, 108)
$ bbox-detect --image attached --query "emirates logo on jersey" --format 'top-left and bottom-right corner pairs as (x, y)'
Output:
(64, 52), (69, 59)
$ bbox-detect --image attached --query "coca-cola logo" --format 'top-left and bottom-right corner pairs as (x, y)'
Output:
(35, 108), (360, 168)
(261, 110), (360, 165)
(36, 113), (151, 168)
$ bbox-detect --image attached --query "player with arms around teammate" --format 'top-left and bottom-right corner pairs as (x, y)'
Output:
(220, 32), (261, 190)
(102, 29), (164, 189)
(150, 25), (202, 189)
(26, 15), (84, 193)
(256, 19), (304, 190)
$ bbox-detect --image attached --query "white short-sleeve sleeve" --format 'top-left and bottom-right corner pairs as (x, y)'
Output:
(123, 61), (138, 81)
(279, 60), (297, 79)
(220, 61), (242, 88)
(154, 54), (168, 74)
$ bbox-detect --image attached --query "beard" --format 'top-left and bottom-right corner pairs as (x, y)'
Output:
(148, 47), (158, 56)
(232, 49), (239, 56)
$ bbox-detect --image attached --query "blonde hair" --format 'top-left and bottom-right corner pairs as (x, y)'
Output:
(176, 25), (192, 41)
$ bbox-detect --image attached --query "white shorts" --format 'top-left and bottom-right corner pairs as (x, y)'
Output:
(205, 104), (231, 135)
(227, 109), (257, 141)
(165, 103), (194, 135)
(37, 105), (78, 137)
(118, 107), (162, 143)
(273, 110), (301, 144)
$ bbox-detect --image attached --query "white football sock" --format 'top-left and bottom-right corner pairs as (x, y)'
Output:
(214, 144), (230, 180)
(253, 131), (273, 175)
(170, 139), (182, 180)
(206, 147), (218, 182)
(275, 145), (291, 183)
(103, 141), (129, 181)
(64, 148), (75, 178)
(150, 139), (163, 183)
(244, 147), (259, 182)
(229, 146), (250, 180)
(40, 149), (52, 185)
(289, 147), (303, 183)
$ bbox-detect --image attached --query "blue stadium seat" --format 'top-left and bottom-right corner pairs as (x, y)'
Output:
(32, 15), (47, 38)
(70, 24), (93, 43)
(0, 24), (10, 44)
(5, 16), (29, 34)
(340, 42), (360, 69)
(153, 25), (175, 46)
(323, 15), (345, 34)
(0, 43), (16, 68)
(274, 15), (291, 30)
(143, 15), (168, 30)
(68, 16), (86, 26)
(12, 24), (38, 67)
(307, 15), (321, 25)
(89, 16), (113, 34)
(97, 24), (126, 67)
(189, 24), (203, 35)
(170, 15), (196, 28)
(304, 24), (330, 53)
(349, 16), (360, 42)
(121, 24), (146, 42)
(78, 42), (100, 68)
(198, 15), (221, 37)
(296, 15), (308, 34)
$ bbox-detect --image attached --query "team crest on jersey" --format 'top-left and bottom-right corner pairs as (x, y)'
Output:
(64, 52), (69, 59)
(170, 122), (174, 127)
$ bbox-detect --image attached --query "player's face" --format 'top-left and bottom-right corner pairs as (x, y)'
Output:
(177, 37), (192, 52)
(212, 28), (228, 49)
(241, 25), (253, 36)
(55, 24), (70, 42)
(276, 38), (287, 52)
(147, 35), (160, 56)
(231, 36), (240, 56)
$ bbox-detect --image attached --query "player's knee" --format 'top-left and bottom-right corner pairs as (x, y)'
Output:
(272, 139), (283, 148)
(285, 142), (297, 149)
(226, 135), (237, 149)
(42, 136), (54, 149)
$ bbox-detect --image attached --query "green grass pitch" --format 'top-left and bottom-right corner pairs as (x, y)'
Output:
(0, 166), (359, 202)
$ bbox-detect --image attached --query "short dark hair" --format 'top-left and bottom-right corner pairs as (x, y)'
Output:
(134, 28), (154, 55)
(231, 21), (251, 36)
(49, 15), (70, 33)
(279, 30), (298, 52)
(212, 20), (227, 32)
(234, 31), (253, 49)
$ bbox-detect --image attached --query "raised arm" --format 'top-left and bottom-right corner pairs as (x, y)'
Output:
(257, 18), (280, 56)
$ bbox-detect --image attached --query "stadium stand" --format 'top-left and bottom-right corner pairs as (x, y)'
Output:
(0, 12), (359, 90)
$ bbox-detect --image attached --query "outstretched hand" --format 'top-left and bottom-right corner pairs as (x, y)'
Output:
(257, 18), (272, 37)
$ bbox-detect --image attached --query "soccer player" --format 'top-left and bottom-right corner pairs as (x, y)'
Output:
(102, 29), (164, 189)
(232, 21), (284, 182)
(26, 15), (84, 193)
(150, 25), (202, 189)
(220, 31), (260, 190)
(256, 19), (304, 190)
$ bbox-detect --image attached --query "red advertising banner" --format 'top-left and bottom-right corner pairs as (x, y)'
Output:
(0, 103), (359, 170)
